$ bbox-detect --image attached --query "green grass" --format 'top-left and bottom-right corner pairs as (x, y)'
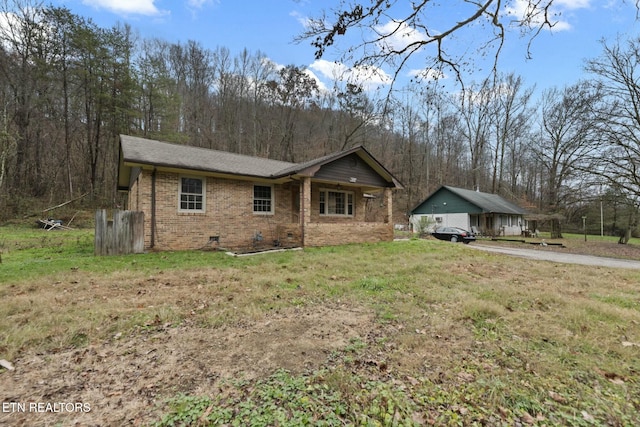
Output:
(0, 224), (260, 283)
(563, 232), (640, 244)
(1, 224), (640, 426)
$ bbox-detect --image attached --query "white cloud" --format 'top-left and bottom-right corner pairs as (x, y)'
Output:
(373, 20), (430, 54)
(555, 0), (592, 9)
(185, 0), (216, 19)
(261, 58), (329, 93)
(290, 10), (311, 29)
(504, 0), (592, 31)
(0, 11), (21, 50)
(0, 8), (49, 50)
(0, 11), (18, 34)
(309, 59), (392, 91)
(81, 0), (167, 16)
(187, 0), (216, 9)
(302, 68), (329, 92)
(309, 59), (348, 80)
(350, 64), (392, 87)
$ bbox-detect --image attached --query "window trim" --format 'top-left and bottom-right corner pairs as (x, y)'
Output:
(178, 175), (206, 213)
(253, 183), (274, 215)
(319, 188), (354, 217)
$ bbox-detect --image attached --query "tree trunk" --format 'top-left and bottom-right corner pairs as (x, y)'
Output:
(550, 218), (563, 239)
(619, 206), (637, 244)
(618, 229), (631, 244)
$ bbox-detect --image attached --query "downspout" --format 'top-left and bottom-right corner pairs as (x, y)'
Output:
(151, 168), (156, 249)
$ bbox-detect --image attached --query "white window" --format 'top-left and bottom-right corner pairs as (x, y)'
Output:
(179, 176), (205, 212)
(253, 184), (273, 214)
(319, 189), (354, 216)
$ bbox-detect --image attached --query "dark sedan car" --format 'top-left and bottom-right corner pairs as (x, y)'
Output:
(431, 226), (476, 244)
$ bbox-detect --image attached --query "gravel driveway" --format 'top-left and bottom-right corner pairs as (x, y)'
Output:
(468, 244), (640, 270)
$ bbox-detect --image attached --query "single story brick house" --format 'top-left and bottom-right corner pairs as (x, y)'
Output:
(409, 185), (528, 237)
(117, 135), (403, 251)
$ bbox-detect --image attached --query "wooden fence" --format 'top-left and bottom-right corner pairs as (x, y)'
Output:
(94, 210), (144, 255)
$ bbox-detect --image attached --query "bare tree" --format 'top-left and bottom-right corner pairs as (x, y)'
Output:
(167, 40), (215, 147)
(246, 50), (277, 157)
(0, 0), (51, 196)
(0, 96), (15, 193)
(40, 7), (73, 197)
(431, 111), (467, 188)
(298, 0), (584, 89)
(456, 80), (493, 191)
(383, 88), (422, 213)
(265, 65), (318, 162)
(586, 36), (640, 242)
(488, 73), (535, 195)
(535, 82), (602, 237)
(136, 38), (181, 138)
(211, 46), (239, 151)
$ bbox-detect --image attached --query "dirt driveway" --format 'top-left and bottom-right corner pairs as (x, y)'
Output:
(468, 244), (640, 269)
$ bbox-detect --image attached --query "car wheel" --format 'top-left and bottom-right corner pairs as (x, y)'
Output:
(450, 235), (458, 243)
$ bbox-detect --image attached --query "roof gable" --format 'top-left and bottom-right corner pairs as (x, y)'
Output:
(312, 153), (390, 187)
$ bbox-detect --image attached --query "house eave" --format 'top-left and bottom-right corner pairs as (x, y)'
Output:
(120, 161), (295, 187)
(118, 135), (403, 192)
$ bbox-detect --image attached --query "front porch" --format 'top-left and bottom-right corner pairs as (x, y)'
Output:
(299, 177), (394, 247)
(470, 213), (524, 237)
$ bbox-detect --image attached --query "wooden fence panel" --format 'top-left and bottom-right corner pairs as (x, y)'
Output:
(94, 210), (145, 255)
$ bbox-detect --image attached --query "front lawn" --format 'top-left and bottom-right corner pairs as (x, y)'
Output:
(0, 225), (638, 426)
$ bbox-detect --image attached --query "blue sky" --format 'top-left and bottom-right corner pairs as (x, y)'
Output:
(51, 0), (640, 95)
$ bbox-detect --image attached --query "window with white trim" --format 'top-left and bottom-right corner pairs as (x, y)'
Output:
(253, 184), (273, 214)
(179, 176), (205, 212)
(319, 189), (354, 216)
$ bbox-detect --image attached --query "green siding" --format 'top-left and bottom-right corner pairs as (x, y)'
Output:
(412, 188), (482, 214)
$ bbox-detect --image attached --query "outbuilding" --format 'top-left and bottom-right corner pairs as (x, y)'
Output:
(409, 185), (528, 237)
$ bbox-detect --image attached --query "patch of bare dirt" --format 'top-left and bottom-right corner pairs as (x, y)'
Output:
(0, 304), (376, 426)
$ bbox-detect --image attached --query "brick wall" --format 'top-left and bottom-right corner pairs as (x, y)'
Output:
(303, 222), (393, 247)
(127, 169), (394, 251)
(128, 170), (301, 251)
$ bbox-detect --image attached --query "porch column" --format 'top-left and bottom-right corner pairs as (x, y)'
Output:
(300, 177), (311, 246)
(385, 187), (392, 223)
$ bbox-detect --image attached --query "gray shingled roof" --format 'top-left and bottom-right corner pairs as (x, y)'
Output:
(120, 135), (296, 178)
(444, 186), (527, 214)
(119, 135), (402, 190)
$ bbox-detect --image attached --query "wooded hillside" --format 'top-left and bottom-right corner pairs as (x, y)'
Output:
(1, 3), (639, 235)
